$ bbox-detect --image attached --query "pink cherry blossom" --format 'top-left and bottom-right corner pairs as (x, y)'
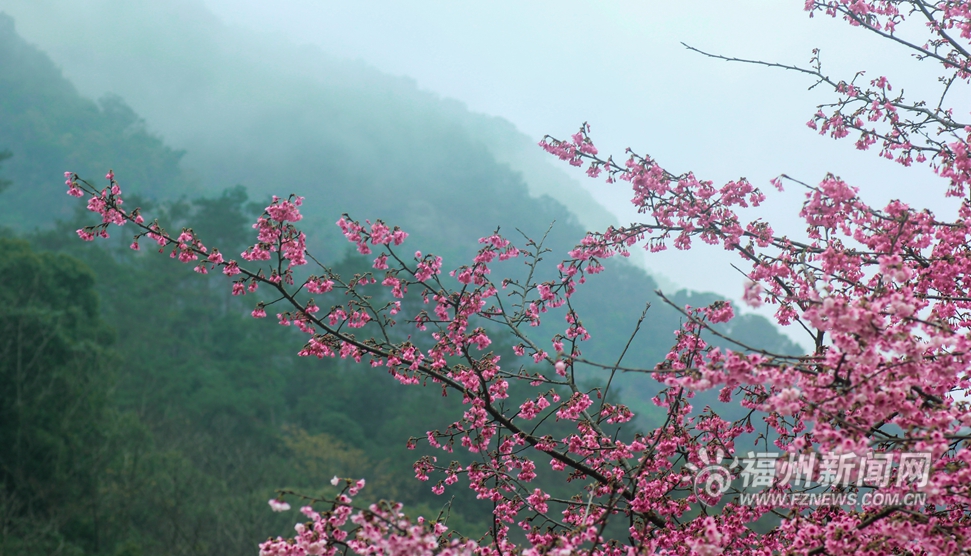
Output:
(63, 3), (971, 553)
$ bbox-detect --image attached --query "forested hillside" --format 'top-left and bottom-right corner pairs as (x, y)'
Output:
(0, 9), (800, 555)
(0, 15), (184, 230)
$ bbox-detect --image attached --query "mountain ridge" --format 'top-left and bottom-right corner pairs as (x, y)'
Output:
(0, 4), (802, 406)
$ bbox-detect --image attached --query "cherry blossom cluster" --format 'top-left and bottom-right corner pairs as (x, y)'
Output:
(805, 1), (971, 195)
(69, 170), (137, 240)
(62, 2), (971, 554)
(261, 478), (479, 556)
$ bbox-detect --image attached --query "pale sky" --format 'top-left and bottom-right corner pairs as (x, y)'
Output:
(199, 0), (967, 338)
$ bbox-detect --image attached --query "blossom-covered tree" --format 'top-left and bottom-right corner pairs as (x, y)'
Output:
(66, 1), (971, 554)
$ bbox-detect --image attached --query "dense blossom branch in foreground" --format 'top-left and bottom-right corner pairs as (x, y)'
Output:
(65, 1), (971, 554)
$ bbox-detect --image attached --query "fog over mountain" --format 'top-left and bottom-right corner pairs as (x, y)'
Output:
(4, 0), (963, 322)
(0, 4), (811, 554)
(0, 0), (801, 387)
(198, 0), (971, 303)
(2, 0), (621, 244)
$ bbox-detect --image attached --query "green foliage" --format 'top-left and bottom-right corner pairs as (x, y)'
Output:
(0, 238), (114, 555)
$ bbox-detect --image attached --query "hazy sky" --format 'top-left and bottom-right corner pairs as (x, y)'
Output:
(198, 0), (966, 312)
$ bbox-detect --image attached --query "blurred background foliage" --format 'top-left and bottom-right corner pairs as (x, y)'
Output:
(0, 9), (799, 555)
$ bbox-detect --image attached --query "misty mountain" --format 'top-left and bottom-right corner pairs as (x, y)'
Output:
(0, 2), (800, 382)
(0, 0), (618, 255)
(0, 14), (184, 230)
(0, 6), (806, 554)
